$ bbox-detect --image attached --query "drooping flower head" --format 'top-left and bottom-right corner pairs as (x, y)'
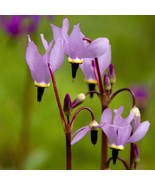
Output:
(71, 120), (100, 145)
(130, 106), (150, 142)
(80, 42), (111, 95)
(0, 15), (40, 37)
(51, 17), (110, 79)
(100, 106), (150, 164)
(25, 34), (64, 101)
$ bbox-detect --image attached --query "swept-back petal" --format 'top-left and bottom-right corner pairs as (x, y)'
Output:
(68, 23), (84, 59)
(98, 44), (111, 76)
(83, 38), (110, 58)
(62, 17), (69, 42)
(40, 34), (48, 50)
(101, 124), (117, 146)
(26, 35), (51, 85)
(71, 126), (90, 145)
(117, 125), (132, 146)
(26, 36), (41, 72)
(124, 111), (135, 125)
(49, 38), (64, 72)
(50, 23), (62, 42)
(100, 108), (112, 124)
(113, 106), (124, 126)
(128, 121), (150, 143)
(80, 58), (96, 81)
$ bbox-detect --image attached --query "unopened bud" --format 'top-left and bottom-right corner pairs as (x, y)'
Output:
(63, 93), (72, 116)
(108, 64), (116, 84)
(72, 93), (86, 108)
(104, 74), (111, 91)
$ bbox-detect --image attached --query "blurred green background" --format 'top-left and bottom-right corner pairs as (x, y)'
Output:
(0, 15), (154, 170)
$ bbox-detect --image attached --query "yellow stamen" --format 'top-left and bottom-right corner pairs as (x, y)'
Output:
(109, 144), (124, 151)
(89, 120), (99, 130)
(34, 81), (50, 88)
(68, 57), (83, 64)
(85, 79), (98, 84)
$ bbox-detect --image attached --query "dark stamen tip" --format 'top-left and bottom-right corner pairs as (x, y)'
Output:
(90, 130), (98, 145)
(71, 63), (79, 79)
(112, 149), (119, 165)
(37, 87), (45, 102)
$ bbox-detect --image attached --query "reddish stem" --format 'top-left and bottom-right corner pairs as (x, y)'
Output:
(70, 107), (95, 128)
(110, 88), (136, 108)
(66, 132), (72, 170)
(48, 64), (66, 127)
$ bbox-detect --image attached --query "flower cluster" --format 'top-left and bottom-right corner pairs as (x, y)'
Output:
(25, 17), (150, 170)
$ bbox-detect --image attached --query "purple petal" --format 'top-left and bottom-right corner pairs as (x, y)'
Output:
(49, 38), (64, 72)
(26, 36), (41, 73)
(113, 106), (124, 126)
(83, 38), (110, 58)
(71, 126), (90, 145)
(98, 44), (111, 76)
(80, 58), (96, 81)
(131, 117), (140, 131)
(40, 34), (48, 50)
(128, 121), (150, 143)
(25, 35), (50, 85)
(50, 23), (62, 42)
(68, 24), (84, 59)
(62, 17), (69, 43)
(100, 108), (112, 124)
(101, 124), (117, 146)
(117, 125), (132, 146)
(124, 111), (135, 125)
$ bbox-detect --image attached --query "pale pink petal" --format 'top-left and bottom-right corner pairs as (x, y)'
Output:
(71, 126), (90, 145)
(128, 121), (150, 143)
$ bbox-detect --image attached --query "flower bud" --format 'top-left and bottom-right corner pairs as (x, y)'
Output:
(63, 93), (72, 116)
(108, 64), (116, 84)
(72, 93), (86, 108)
(104, 74), (111, 91)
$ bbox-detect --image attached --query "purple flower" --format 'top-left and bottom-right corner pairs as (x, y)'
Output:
(129, 106), (150, 143)
(71, 120), (102, 145)
(0, 15), (40, 37)
(51, 17), (110, 78)
(25, 34), (64, 101)
(80, 43), (111, 84)
(100, 106), (150, 150)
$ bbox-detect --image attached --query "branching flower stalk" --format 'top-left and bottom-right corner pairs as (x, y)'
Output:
(48, 64), (71, 170)
(25, 17), (150, 170)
